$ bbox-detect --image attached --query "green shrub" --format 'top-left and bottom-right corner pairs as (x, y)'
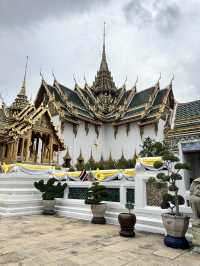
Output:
(139, 137), (169, 157)
(85, 182), (108, 205)
(34, 178), (67, 200)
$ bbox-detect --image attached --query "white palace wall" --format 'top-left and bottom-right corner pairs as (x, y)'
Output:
(52, 112), (165, 165)
(53, 115), (166, 166)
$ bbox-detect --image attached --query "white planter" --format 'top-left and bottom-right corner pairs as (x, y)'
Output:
(91, 203), (106, 224)
(162, 213), (190, 237)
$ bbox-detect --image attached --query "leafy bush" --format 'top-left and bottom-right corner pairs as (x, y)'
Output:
(139, 137), (169, 157)
(34, 178), (67, 200)
(85, 182), (108, 205)
(154, 152), (191, 216)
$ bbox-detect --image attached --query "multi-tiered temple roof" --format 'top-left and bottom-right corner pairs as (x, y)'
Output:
(0, 60), (64, 164)
(35, 27), (175, 128)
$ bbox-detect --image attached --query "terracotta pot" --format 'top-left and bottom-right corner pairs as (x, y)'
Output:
(162, 213), (190, 237)
(91, 203), (106, 224)
(43, 200), (55, 215)
(118, 213), (136, 237)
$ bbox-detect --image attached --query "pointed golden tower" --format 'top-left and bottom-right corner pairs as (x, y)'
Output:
(10, 56), (30, 115)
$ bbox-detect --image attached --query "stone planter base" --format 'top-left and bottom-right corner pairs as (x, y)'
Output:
(91, 203), (106, 224)
(118, 213), (136, 237)
(43, 200), (55, 215)
(164, 235), (190, 249)
(91, 217), (106, 224)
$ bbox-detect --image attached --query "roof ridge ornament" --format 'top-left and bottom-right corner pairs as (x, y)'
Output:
(84, 73), (88, 86)
(73, 74), (77, 85)
(133, 75), (138, 91)
(123, 76), (127, 88)
(155, 72), (161, 89)
(40, 69), (45, 82)
(169, 73), (174, 87)
(157, 72), (161, 83)
(52, 69), (57, 83)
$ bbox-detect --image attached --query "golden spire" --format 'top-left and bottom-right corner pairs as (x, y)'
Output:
(89, 148), (95, 163)
(63, 146), (71, 161)
(19, 56), (28, 96)
(120, 150), (126, 161)
(109, 151), (113, 161)
(100, 22), (108, 72)
(78, 149), (84, 163)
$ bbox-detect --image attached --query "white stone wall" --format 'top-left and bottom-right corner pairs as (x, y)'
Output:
(57, 117), (166, 166)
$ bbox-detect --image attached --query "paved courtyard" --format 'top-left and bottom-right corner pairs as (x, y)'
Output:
(0, 215), (199, 266)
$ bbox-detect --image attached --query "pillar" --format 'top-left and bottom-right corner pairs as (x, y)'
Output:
(20, 138), (25, 162)
(49, 136), (53, 164)
(35, 137), (39, 163)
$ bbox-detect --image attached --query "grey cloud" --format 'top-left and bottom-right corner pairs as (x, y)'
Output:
(155, 4), (181, 34)
(123, 0), (182, 34)
(123, 0), (152, 28)
(0, 0), (108, 30)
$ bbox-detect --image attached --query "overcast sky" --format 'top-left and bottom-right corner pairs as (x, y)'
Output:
(0, 0), (199, 105)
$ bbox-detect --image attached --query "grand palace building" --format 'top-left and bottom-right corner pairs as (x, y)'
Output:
(0, 29), (200, 182)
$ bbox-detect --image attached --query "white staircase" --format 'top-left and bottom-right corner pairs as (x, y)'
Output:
(0, 172), (50, 216)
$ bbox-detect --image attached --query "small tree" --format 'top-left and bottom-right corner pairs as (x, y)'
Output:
(140, 137), (169, 157)
(85, 182), (108, 205)
(34, 178), (67, 200)
(154, 152), (191, 216)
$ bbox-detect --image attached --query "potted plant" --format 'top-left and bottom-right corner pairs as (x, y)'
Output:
(154, 152), (191, 249)
(34, 177), (67, 215)
(118, 202), (136, 237)
(85, 181), (108, 224)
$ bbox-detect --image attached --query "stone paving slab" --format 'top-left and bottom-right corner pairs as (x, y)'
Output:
(0, 215), (199, 265)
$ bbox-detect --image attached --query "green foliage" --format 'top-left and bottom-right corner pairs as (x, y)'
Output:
(168, 184), (178, 192)
(75, 157), (136, 171)
(75, 161), (85, 171)
(155, 150), (191, 216)
(154, 161), (164, 169)
(34, 178), (67, 200)
(85, 182), (108, 205)
(148, 176), (157, 183)
(162, 152), (179, 162)
(125, 202), (134, 213)
(68, 166), (75, 172)
(174, 163), (191, 170)
(139, 137), (169, 157)
(148, 176), (166, 189)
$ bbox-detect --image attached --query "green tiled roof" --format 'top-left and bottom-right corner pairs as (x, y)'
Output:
(118, 90), (131, 105)
(129, 87), (155, 108)
(175, 100), (200, 120)
(58, 84), (85, 108)
(153, 89), (168, 106)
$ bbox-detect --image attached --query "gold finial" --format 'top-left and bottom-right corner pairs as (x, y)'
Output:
(170, 73), (174, 86)
(158, 72), (161, 83)
(123, 76), (127, 86)
(84, 73), (87, 86)
(134, 75), (138, 87)
(40, 69), (44, 81)
(52, 69), (56, 81)
(155, 72), (161, 87)
(73, 74), (77, 85)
